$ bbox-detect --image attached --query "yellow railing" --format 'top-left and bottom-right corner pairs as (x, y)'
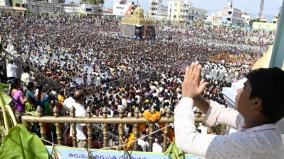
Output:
(21, 105), (204, 151)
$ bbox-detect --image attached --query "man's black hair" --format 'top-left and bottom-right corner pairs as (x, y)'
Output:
(27, 82), (35, 90)
(22, 65), (30, 72)
(36, 85), (43, 91)
(10, 79), (20, 89)
(246, 67), (284, 123)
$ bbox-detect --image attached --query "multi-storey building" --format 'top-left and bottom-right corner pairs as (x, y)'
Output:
(167, 0), (192, 23)
(0, 0), (26, 16)
(149, 0), (168, 20)
(167, 0), (207, 24)
(26, 0), (64, 15)
(209, 2), (246, 26)
(241, 12), (251, 26)
(188, 6), (207, 22)
(222, 2), (243, 25)
(0, 0), (6, 6)
(63, 3), (102, 15)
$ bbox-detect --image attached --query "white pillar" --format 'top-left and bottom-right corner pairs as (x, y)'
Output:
(269, 1), (284, 68)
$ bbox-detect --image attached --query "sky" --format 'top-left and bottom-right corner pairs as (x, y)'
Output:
(103, 0), (283, 16)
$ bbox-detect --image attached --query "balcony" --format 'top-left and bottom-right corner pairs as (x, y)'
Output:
(21, 105), (203, 150)
(15, 103), (208, 159)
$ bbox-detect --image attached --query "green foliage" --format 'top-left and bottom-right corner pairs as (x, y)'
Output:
(0, 124), (48, 159)
(0, 83), (17, 135)
(164, 141), (185, 159)
(0, 126), (5, 144)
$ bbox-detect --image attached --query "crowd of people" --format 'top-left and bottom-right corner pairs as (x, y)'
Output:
(160, 24), (275, 46)
(0, 14), (272, 151)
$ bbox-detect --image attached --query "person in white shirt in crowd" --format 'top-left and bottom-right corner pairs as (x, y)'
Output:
(21, 65), (31, 86)
(137, 133), (149, 152)
(70, 90), (87, 148)
(175, 62), (284, 159)
(6, 60), (18, 80)
(152, 137), (163, 153)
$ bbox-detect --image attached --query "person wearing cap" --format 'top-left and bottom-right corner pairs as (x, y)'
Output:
(174, 62), (284, 159)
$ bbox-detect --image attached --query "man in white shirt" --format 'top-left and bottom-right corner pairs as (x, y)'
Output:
(152, 138), (163, 153)
(175, 62), (284, 159)
(137, 134), (149, 152)
(69, 90), (87, 148)
(21, 65), (31, 86)
(6, 60), (18, 80)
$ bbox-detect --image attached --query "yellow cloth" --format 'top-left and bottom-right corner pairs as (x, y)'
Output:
(57, 95), (64, 105)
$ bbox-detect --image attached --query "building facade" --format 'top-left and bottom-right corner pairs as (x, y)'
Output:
(149, 0), (168, 20)
(112, 0), (133, 17)
(0, 0), (26, 16)
(209, 2), (246, 26)
(63, 3), (79, 15)
(188, 6), (207, 22)
(252, 21), (277, 31)
(78, 3), (102, 15)
(149, 0), (158, 17)
(63, 4), (102, 15)
(0, 0), (24, 7)
(272, 16), (279, 24)
(26, 0), (64, 15)
(222, 3), (243, 26)
(167, 0), (192, 23)
(0, 0), (6, 6)
(159, 3), (168, 20)
(241, 13), (251, 26)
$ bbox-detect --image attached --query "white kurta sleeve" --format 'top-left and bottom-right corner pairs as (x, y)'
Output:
(203, 100), (244, 130)
(175, 97), (217, 157)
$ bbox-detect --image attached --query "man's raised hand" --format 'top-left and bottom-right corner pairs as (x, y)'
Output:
(182, 62), (207, 98)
